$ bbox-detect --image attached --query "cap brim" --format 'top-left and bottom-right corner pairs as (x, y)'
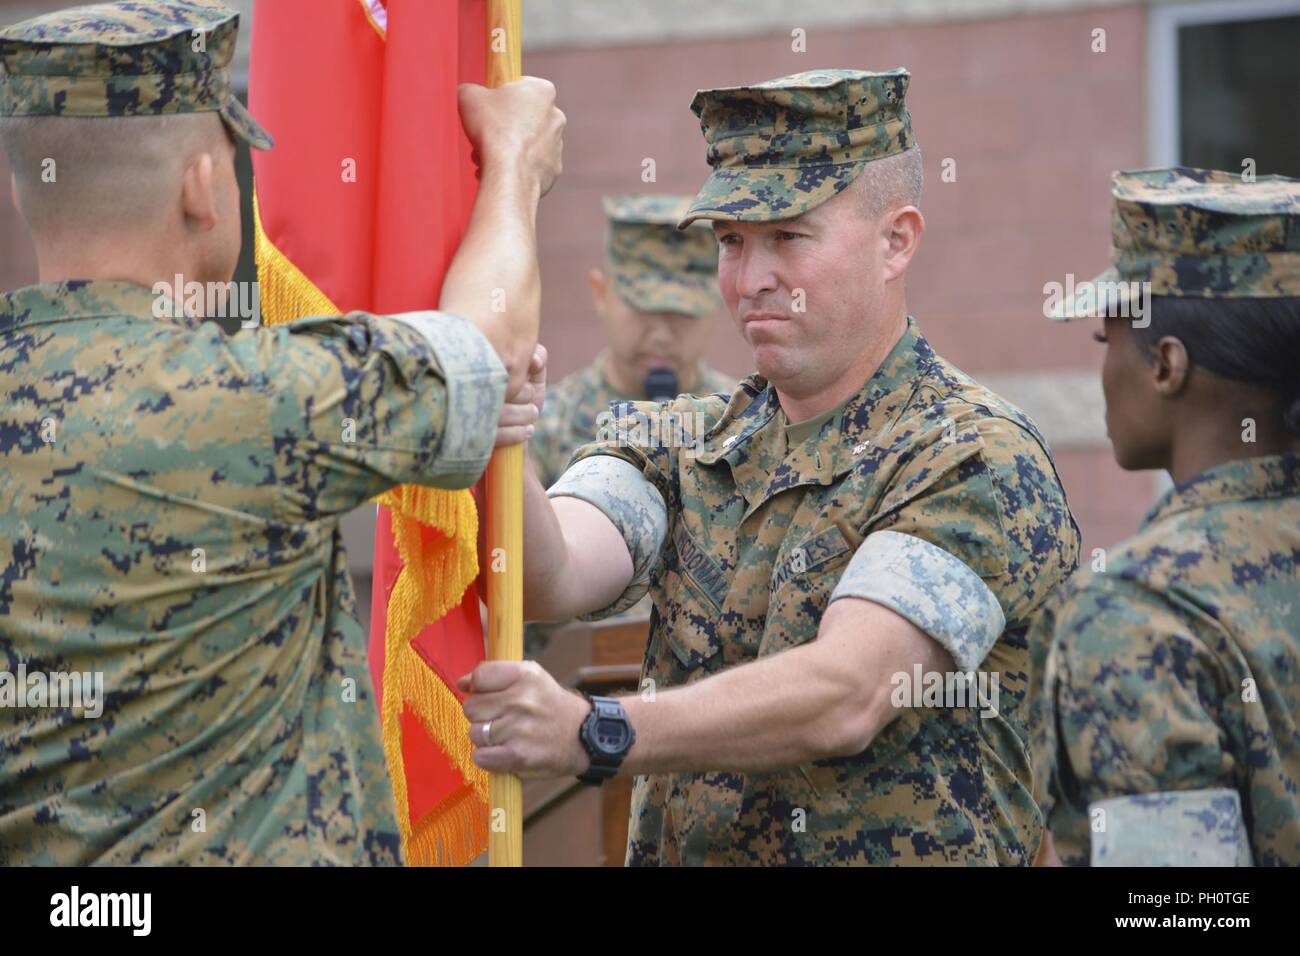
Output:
(1046, 266), (1131, 321)
(220, 97), (274, 151)
(677, 162), (864, 229)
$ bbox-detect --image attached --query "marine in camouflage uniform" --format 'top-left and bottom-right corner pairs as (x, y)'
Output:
(547, 70), (1081, 865)
(0, 2), (509, 864)
(1032, 167), (1300, 866)
(530, 195), (733, 490)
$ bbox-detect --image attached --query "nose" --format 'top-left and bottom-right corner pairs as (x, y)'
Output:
(645, 316), (673, 349)
(731, 241), (780, 302)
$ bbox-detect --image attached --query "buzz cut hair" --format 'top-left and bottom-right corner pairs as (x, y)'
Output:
(853, 145), (923, 220)
(0, 112), (229, 233)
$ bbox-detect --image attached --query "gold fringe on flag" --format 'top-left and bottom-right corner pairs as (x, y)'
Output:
(254, 192), (488, 867)
(406, 783), (489, 867)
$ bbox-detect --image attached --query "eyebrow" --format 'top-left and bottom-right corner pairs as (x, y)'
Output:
(713, 214), (811, 233)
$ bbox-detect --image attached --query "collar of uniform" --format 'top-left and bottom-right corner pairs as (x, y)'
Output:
(0, 279), (190, 331)
(695, 317), (934, 512)
(1143, 453), (1300, 528)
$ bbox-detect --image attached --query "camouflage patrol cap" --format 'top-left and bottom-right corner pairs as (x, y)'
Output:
(1050, 166), (1300, 320)
(0, 0), (272, 150)
(679, 68), (914, 228)
(603, 194), (720, 316)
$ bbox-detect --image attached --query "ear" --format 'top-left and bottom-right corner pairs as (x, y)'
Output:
(881, 205), (924, 283)
(1150, 335), (1191, 397)
(588, 267), (609, 313)
(180, 151), (217, 232)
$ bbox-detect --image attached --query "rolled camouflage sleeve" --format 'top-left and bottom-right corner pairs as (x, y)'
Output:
(1089, 789), (1252, 866)
(829, 530), (1005, 672)
(384, 311), (508, 485)
(1030, 577), (1232, 866)
(547, 455), (669, 620)
(259, 309), (507, 518)
(554, 394), (724, 619)
(867, 411), (1080, 631)
(565, 397), (689, 505)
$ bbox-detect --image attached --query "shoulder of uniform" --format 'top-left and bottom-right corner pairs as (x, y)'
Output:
(610, 389), (729, 421)
(1089, 513), (1228, 597)
(894, 357), (1058, 465)
(1050, 549), (1194, 632)
(599, 388), (734, 456)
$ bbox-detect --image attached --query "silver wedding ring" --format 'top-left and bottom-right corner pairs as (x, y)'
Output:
(483, 719), (493, 746)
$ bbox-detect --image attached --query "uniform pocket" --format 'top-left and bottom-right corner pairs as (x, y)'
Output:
(761, 523), (854, 657)
(659, 567), (725, 672)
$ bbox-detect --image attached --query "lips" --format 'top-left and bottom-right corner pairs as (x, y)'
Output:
(742, 312), (790, 339)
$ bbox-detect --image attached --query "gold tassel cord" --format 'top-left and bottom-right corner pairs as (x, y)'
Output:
(254, 191), (487, 867)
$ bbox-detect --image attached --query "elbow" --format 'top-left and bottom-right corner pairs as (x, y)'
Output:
(813, 681), (894, 760)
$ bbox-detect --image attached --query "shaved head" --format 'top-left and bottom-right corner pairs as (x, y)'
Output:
(852, 145), (923, 221)
(2, 111), (243, 287)
(1, 112), (231, 235)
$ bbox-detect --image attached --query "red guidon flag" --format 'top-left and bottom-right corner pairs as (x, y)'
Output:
(250, 0), (490, 866)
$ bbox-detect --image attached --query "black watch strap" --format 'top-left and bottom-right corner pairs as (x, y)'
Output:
(577, 694), (635, 786)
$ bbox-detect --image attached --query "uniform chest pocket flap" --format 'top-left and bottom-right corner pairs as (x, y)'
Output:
(661, 523), (729, 671)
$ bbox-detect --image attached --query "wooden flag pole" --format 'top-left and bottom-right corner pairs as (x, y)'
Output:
(484, 0), (524, 869)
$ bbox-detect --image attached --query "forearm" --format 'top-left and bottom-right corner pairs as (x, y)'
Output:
(619, 641), (867, 775)
(438, 165), (542, 395)
(616, 599), (953, 777)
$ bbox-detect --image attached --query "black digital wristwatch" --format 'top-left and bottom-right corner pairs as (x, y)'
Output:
(577, 695), (636, 786)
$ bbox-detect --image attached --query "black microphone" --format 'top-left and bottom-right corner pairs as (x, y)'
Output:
(643, 367), (678, 403)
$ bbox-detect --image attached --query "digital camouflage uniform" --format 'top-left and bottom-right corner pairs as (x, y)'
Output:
(530, 195), (733, 489)
(0, 3), (509, 865)
(550, 70), (1081, 865)
(1034, 167), (1300, 866)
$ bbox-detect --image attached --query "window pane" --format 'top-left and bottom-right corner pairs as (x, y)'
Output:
(1178, 15), (1300, 178)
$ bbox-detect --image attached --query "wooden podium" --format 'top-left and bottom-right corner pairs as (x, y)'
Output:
(521, 612), (649, 866)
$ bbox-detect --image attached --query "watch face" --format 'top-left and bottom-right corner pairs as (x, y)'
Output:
(593, 717), (628, 754)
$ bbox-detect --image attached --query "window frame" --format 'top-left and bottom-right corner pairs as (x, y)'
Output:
(1146, 0), (1300, 166)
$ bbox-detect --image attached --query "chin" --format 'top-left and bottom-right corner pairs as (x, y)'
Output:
(751, 346), (795, 383)
(1109, 441), (1158, 473)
